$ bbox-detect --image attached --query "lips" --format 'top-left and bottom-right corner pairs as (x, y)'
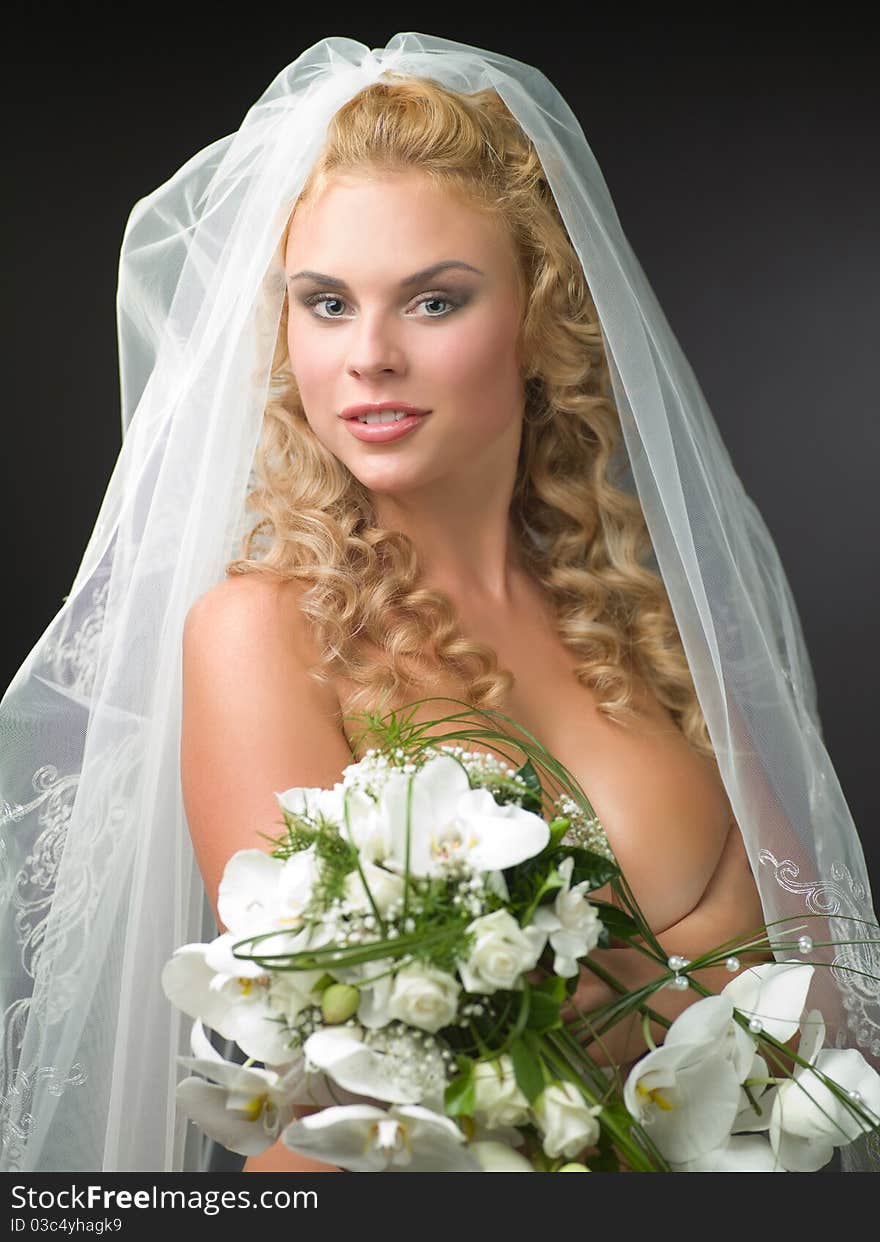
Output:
(343, 410), (431, 443)
(341, 402), (431, 420)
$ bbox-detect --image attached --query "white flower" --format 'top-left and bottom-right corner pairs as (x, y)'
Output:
(282, 1103), (481, 1172)
(670, 1133), (784, 1172)
(342, 859), (405, 916)
(174, 1019), (303, 1156)
(161, 939), (316, 1065)
(623, 996), (743, 1163)
(529, 856), (603, 977)
(380, 754), (549, 878)
(665, 990), (760, 1084)
(533, 1081), (602, 1159)
(767, 1007), (880, 1171)
(217, 847), (320, 940)
(386, 963), (461, 1033)
(338, 786), (395, 863)
(721, 961), (814, 1044)
(267, 966), (329, 1028)
(275, 782), (346, 825)
(459, 909), (547, 994)
(325, 956), (396, 1030)
(216, 849), (286, 934)
(468, 1141), (534, 1171)
(472, 1055), (532, 1130)
(302, 1024), (447, 1106)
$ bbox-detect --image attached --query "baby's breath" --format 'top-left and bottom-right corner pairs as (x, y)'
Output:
(554, 793), (616, 862)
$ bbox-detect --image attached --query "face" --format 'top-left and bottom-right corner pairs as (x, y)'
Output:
(284, 169), (526, 498)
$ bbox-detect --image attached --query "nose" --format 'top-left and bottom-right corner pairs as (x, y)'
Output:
(345, 310), (406, 379)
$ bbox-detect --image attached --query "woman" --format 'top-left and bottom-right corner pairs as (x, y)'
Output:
(182, 78), (773, 1173)
(1, 35), (877, 1173)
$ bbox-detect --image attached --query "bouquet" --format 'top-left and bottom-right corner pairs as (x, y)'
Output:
(163, 699), (880, 1172)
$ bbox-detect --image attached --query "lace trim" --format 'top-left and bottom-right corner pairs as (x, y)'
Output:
(759, 849), (880, 1060)
(42, 576), (109, 699)
(0, 733), (139, 1171)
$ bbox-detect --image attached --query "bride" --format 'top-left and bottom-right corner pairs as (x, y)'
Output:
(1, 35), (877, 1174)
(185, 74), (799, 1172)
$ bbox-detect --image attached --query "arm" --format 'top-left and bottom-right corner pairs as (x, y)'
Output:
(181, 574), (354, 1173)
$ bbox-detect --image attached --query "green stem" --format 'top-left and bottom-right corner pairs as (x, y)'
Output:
(541, 1031), (669, 1171)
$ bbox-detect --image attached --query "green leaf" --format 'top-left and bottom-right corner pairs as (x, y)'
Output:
(590, 901), (641, 942)
(547, 817), (571, 848)
(513, 757), (543, 812)
(445, 1058), (476, 1117)
(525, 988), (563, 1033)
(558, 847), (620, 890)
(509, 1037), (546, 1104)
(534, 974), (568, 1003)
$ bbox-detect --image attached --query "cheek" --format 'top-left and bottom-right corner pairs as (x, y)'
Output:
(430, 313), (522, 423)
(287, 320), (331, 397)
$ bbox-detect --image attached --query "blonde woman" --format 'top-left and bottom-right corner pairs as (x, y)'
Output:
(184, 76), (780, 1173)
(2, 36), (875, 1173)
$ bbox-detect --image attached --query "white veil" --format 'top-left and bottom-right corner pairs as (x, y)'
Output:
(1, 32), (878, 1173)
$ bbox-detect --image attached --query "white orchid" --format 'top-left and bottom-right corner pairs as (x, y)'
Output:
(664, 989), (760, 1085)
(275, 782), (347, 825)
(174, 1018), (304, 1156)
(379, 754), (549, 878)
(342, 858), (405, 916)
(161, 939), (315, 1065)
(669, 1133), (784, 1172)
(533, 1081), (602, 1159)
(529, 856), (603, 977)
(282, 1103), (482, 1172)
(217, 846), (321, 946)
(721, 961), (814, 1044)
(766, 1007), (880, 1171)
(302, 1023), (448, 1108)
(459, 909), (547, 994)
(623, 996), (744, 1163)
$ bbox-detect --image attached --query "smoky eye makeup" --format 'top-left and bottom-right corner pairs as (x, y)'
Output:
(293, 285), (475, 317)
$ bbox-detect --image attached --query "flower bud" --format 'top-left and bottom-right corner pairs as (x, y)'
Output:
(557, 1162), (591, 1172)
(320, 983), (360, 1024)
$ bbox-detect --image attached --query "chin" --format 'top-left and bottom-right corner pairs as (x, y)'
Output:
(352, 467), (432, 497)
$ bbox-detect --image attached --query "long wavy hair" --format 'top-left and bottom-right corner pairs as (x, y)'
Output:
(225, 72), (716, 762)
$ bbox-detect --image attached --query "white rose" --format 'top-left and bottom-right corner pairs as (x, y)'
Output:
(533, 1081), (602, 1160)
(472, 1055), (532, 1130)
(459, 909), (546, 994)
(386, 963), (461, 1033)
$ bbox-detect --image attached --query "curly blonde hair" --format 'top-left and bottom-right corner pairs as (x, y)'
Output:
(225, 72), (716, 761)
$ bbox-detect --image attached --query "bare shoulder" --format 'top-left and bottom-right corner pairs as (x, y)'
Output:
(180, 572), (351, 926)
(184, 572), (324, 671)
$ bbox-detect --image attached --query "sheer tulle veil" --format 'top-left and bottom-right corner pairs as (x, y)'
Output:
(1, 32), (878, 1172)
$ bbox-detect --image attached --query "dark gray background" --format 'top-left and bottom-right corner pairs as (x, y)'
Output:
(3, 18), (877, 908)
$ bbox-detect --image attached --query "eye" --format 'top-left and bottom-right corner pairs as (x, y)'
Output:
(305, 293), (350, 319)
(302, 292), (462, 320)
(413, 295), (458, 317)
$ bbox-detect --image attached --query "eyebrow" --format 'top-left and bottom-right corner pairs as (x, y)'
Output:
(287, 260), (485, 290)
